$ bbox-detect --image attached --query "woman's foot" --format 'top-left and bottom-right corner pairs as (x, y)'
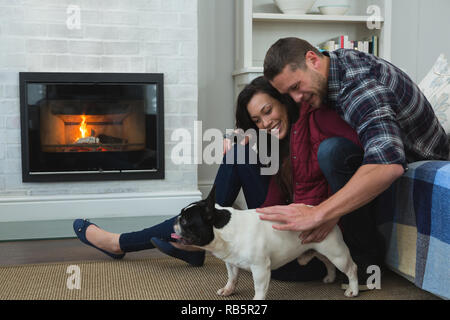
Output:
(85, 224), (124, 255)
(73, 219), (125, 259)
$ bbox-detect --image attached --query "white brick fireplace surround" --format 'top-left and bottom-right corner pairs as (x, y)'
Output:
(0, 0), (201, 240)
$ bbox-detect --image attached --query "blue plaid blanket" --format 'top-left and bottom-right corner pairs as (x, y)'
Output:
(376, 161), (450, 299)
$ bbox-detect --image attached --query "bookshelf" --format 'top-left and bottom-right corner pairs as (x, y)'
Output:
(233, 0), (392, 96)
(252, 13), (383, 23)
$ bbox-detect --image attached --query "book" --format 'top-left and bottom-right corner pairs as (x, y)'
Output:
(319, 40), (335, 52)
(357, 41), (364, 52)
(367, 35), (378, 56)
(372, 35), (378, 56)
(337, 35), (348, 49)
(318, 35), (348, 51)
(318, 35), (378, 56)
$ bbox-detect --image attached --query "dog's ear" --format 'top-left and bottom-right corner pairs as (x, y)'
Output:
(205, 184), (216, 212)
(203, 184), (216, 224)
(202, 184), (231, 228)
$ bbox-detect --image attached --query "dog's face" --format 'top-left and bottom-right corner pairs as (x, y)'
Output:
(173, 200), (215, 246)
(172, 185), (230, 247)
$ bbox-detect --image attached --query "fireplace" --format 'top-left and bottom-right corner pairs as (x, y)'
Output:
(19, 72), (164, 182)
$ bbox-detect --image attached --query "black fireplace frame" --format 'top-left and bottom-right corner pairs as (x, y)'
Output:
(19, 72), (165, 182)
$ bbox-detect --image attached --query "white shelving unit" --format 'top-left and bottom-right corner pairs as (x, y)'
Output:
(252, 13), (383, 23)
(233, 0), (392, 97)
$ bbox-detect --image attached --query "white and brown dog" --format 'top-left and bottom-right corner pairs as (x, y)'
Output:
(172, 186), (359, 300)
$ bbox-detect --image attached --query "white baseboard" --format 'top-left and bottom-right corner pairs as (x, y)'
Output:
(0, 216), (174, 241)
(0, 190), (202, 241)
(0, 190), (202, 223)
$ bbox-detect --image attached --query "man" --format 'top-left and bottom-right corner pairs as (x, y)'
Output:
(257, 37), (449, 289)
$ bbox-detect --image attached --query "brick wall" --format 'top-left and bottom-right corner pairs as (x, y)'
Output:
(0, 0), (198, 197)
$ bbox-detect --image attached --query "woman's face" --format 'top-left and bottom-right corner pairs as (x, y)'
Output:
(246, 92), (289, 140)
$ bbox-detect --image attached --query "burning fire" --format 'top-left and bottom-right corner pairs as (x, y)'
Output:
(74, 115), (99, 146)
(79, 115), (88, 139)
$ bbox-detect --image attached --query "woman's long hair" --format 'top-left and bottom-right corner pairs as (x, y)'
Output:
(235, 76), (299, 203)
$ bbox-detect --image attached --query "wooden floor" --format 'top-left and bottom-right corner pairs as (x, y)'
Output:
(0, 238), (168, 266)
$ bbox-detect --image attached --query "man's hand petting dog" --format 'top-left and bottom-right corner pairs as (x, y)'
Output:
(257, 204), (337, 244)
(300, 217), (339, 244)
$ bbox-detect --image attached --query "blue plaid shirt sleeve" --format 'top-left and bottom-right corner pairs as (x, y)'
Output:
(327, 49), (449, 164)
(342, 78), (407, 168)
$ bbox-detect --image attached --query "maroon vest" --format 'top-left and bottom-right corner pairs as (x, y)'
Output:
(262, 102), (361, 207)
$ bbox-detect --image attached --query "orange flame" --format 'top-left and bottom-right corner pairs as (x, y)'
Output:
(79, 115), (88, 139)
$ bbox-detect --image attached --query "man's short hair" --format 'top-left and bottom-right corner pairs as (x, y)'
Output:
(263, 37), (323, 81)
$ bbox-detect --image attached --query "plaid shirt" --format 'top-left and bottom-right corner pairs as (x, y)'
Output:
(325, 49), (449, 169)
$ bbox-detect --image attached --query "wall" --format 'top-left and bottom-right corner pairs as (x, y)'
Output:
(391, 0), (450, 82)
(0, 0), (201, 239)
(197, 0), (235, 197)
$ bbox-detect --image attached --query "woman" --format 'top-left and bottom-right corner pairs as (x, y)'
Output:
(74, 76), (360, 281)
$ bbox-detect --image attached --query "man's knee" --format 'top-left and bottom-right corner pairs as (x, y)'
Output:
(318, 137), (346, 173)
(317, 137), (363, 175)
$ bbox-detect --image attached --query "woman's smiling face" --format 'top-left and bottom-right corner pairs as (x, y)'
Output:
(246, 92), (290, 140)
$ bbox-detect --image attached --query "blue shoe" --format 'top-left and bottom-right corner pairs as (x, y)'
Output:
(73, 219), (125, 260)
(150, 237), (205, 267)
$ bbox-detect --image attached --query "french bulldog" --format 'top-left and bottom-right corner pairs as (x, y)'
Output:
(172, 186), (359, 300)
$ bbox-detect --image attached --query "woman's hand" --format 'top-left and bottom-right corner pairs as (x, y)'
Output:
(223, 130), (251, 155)
(223, 137), (233, 155)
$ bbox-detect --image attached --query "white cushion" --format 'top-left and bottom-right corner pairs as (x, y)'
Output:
(418, 54), (450, 134)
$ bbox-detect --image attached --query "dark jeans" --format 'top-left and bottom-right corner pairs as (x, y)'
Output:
(118, 144), (327, 282)
(317, 137), (385, 269)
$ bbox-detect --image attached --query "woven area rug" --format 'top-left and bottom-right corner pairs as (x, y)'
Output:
(0, 255), (439, 300)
